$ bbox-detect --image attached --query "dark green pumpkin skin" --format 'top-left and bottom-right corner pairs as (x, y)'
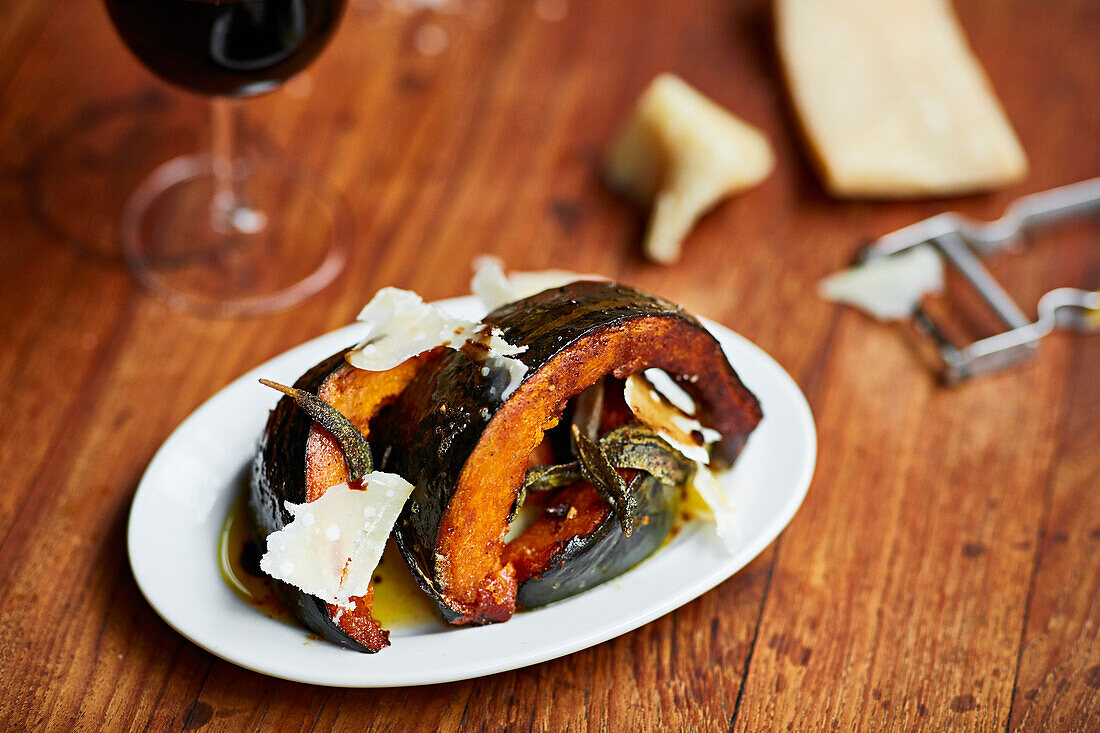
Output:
(249, 350), (385, 653)
(377, 281), (762, 624)
(516, 472), (678, 608)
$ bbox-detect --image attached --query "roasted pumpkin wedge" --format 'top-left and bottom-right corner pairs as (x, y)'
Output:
(249, 350), (429, 652)
(376, 281), (762, 625)
(505, 420), (692, 608)
(504, 417), (693, 608)
(507, 470), (678, 608)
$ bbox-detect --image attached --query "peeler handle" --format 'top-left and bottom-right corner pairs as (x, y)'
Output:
(867, 177), (1100, 259)
(967, 177), (1100, 252)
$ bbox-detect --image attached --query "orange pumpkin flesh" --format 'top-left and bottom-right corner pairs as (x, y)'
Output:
(305, 356), (427, 501)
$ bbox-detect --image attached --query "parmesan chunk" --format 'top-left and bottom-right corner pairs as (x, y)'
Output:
(259, 473), (415, 607)
(604, 74), (774, 264)
(777, 0), (1027, 197)
(818, 245), (943, 321)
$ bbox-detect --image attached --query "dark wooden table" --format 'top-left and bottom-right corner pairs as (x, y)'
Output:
(1, 0), (1097, 729)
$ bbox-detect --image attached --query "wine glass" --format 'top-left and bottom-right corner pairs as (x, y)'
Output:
(103, 0), (351, 316)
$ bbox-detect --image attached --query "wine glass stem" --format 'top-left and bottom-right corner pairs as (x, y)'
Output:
(211, 97), (243, 234)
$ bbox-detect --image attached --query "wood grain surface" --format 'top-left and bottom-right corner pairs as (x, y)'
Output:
(1, 0), (1097, 730)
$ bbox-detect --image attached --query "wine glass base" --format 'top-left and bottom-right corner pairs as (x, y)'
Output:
(120, 153), (351, 317)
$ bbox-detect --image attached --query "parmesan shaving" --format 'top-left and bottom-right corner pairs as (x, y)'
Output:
(259, 473), (415, 607)
(642, 368), (696, 414)
(818, 244), (943, 321)
(471, 256), (602, 312)
(623, 373), (738, 551)
(346, 288), (528, 397)
(686, 460), (739, 551)
(485, 354), (528, 401)
(623, 374), (715, 464)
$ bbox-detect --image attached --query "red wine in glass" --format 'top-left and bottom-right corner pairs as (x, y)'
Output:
(103, 0), (352, 317)
(104, 0), (346, 97)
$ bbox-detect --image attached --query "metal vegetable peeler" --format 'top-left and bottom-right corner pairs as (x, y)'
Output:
(861, 177), (1100, 383)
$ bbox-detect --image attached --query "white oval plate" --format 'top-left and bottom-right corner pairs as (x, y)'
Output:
(128, 297), (816, 687)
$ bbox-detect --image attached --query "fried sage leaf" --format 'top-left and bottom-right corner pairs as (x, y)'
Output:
(522, 462), (583, 492)
(512, 423), (693, 527)
(510, 463), (583, 522)
(598, 423), (694, 488)
(260, 379), (374, 481)
(572, 424), (636, 536)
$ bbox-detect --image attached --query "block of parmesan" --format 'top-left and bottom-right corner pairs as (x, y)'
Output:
(776, 0), (1027, 198)
(604, 74), (774, 263)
